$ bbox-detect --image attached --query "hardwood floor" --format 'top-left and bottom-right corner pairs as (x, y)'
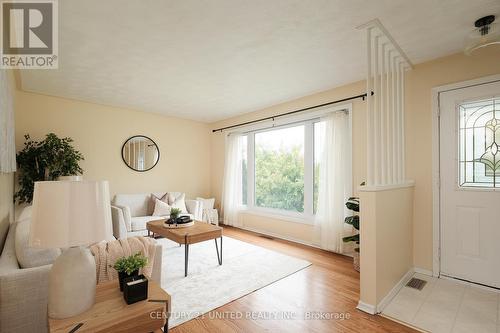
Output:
(170, 226), (418, 333)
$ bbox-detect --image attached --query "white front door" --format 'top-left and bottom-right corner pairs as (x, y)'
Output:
(440, 79), (500, 288)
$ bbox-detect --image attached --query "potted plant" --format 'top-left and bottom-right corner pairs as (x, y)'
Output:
(15, 133), (84, 204)
(169, 207), (182, 222)
(113, 252), (148, 291)
(342, 197), (360, 272)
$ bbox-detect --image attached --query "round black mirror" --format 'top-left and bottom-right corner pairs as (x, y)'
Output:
(121, 135), (160, 172)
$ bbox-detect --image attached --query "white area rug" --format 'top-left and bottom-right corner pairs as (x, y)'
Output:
(156, 236), (311, 328)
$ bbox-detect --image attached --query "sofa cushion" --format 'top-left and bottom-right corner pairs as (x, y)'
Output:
(131, 214), (194, 231)
(148, 193), (168, 215)
(131, 216), (161, 231)
(15, 219), (61, 269)
(114, 193), (152, 217)
(169, 193), (188, 213)
(152, 198), (171, 216)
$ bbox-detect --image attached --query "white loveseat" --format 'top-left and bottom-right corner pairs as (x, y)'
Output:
(111, 192), (202, 239)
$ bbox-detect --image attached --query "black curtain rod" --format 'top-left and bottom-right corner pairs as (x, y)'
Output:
(212, 91), (373, 133)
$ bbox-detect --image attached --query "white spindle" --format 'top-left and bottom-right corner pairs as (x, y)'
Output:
(385, 48), (392, 184)
(401, 66), (406, 180)
(373, 36), (380, 185)
(397, 62), (403, 182)
(380, 43), (387, 185)
(391, 54), (397, 183)
(366, 28), (374, 186)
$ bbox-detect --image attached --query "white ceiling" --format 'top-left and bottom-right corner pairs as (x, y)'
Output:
(20, 0), (500, 123)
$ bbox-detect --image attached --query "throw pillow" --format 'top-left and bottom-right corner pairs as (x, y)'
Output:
(168, 193), (188, 213)
(152, 198), (172, 216)
(15, 219), (61, 268)
(148, 193), (168, 215)
(196, 197), (215, 210)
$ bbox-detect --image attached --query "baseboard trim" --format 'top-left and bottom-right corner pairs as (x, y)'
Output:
(356, 301), (377, 314)
(235, 225), (319, 248)
(376, 268), (415, 313)
(358, 267), (436, 317)
(414, 267), (434, 276)
(358, 268), (416, 315)
(223, 225), (356, 258)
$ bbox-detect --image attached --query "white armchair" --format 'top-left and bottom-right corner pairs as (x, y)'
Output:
(196, 197), (219, 226)
(111, 192), (202, 239)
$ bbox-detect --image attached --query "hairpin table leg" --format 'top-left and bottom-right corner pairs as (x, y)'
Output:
(184, 235), (189, 277)
(215, 237), (222, 265)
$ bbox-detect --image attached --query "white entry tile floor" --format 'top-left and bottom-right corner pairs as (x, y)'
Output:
(382, 273), (500, 333)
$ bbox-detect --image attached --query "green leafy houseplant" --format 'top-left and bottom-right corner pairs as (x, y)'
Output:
(170, 207), (182, 220)
(342, 197), (360, 252)
(113, 252), (148, 291)
(343, 196), (360, 271)
(113, 252), (148, 275)
(15, 133), (84, 204)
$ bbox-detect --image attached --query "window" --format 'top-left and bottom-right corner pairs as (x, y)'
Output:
(240, 119), (332, 221)
(255, 125), (305, 212)
(459, 98), (500, 188)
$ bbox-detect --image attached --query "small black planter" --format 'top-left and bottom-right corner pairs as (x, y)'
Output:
(118, 270), (139, 291)
(123, 274), (148, 305)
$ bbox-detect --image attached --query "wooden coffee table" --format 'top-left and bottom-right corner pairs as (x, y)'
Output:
(147, 220), (223, 277)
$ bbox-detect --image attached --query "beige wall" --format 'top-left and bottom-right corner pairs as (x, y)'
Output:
(406, 47), (500, 271)
(359, 185), (414, 308)
(210, 80), (367, 245)
(14, 91), (212, 199)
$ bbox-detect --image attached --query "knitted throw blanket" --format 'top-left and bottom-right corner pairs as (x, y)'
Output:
(90, 236), (156, 284)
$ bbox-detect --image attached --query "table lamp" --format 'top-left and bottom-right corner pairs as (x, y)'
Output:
(30, 180), (113, 319)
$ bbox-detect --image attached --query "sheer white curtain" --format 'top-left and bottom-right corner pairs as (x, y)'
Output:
(314, 111), (351, 253)
(0, 70), (16, 173)
(221, 133), (244, 227)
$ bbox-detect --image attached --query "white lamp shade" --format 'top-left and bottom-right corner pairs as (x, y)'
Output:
(30, 180), (113, 248)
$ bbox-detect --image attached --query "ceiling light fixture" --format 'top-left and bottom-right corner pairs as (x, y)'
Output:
(465, 15), (500, 55)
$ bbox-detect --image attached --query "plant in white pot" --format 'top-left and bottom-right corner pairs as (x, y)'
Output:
(342, 197), (360, 272)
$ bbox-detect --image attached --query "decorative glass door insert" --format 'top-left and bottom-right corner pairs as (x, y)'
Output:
(459, 97), (500, 188)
